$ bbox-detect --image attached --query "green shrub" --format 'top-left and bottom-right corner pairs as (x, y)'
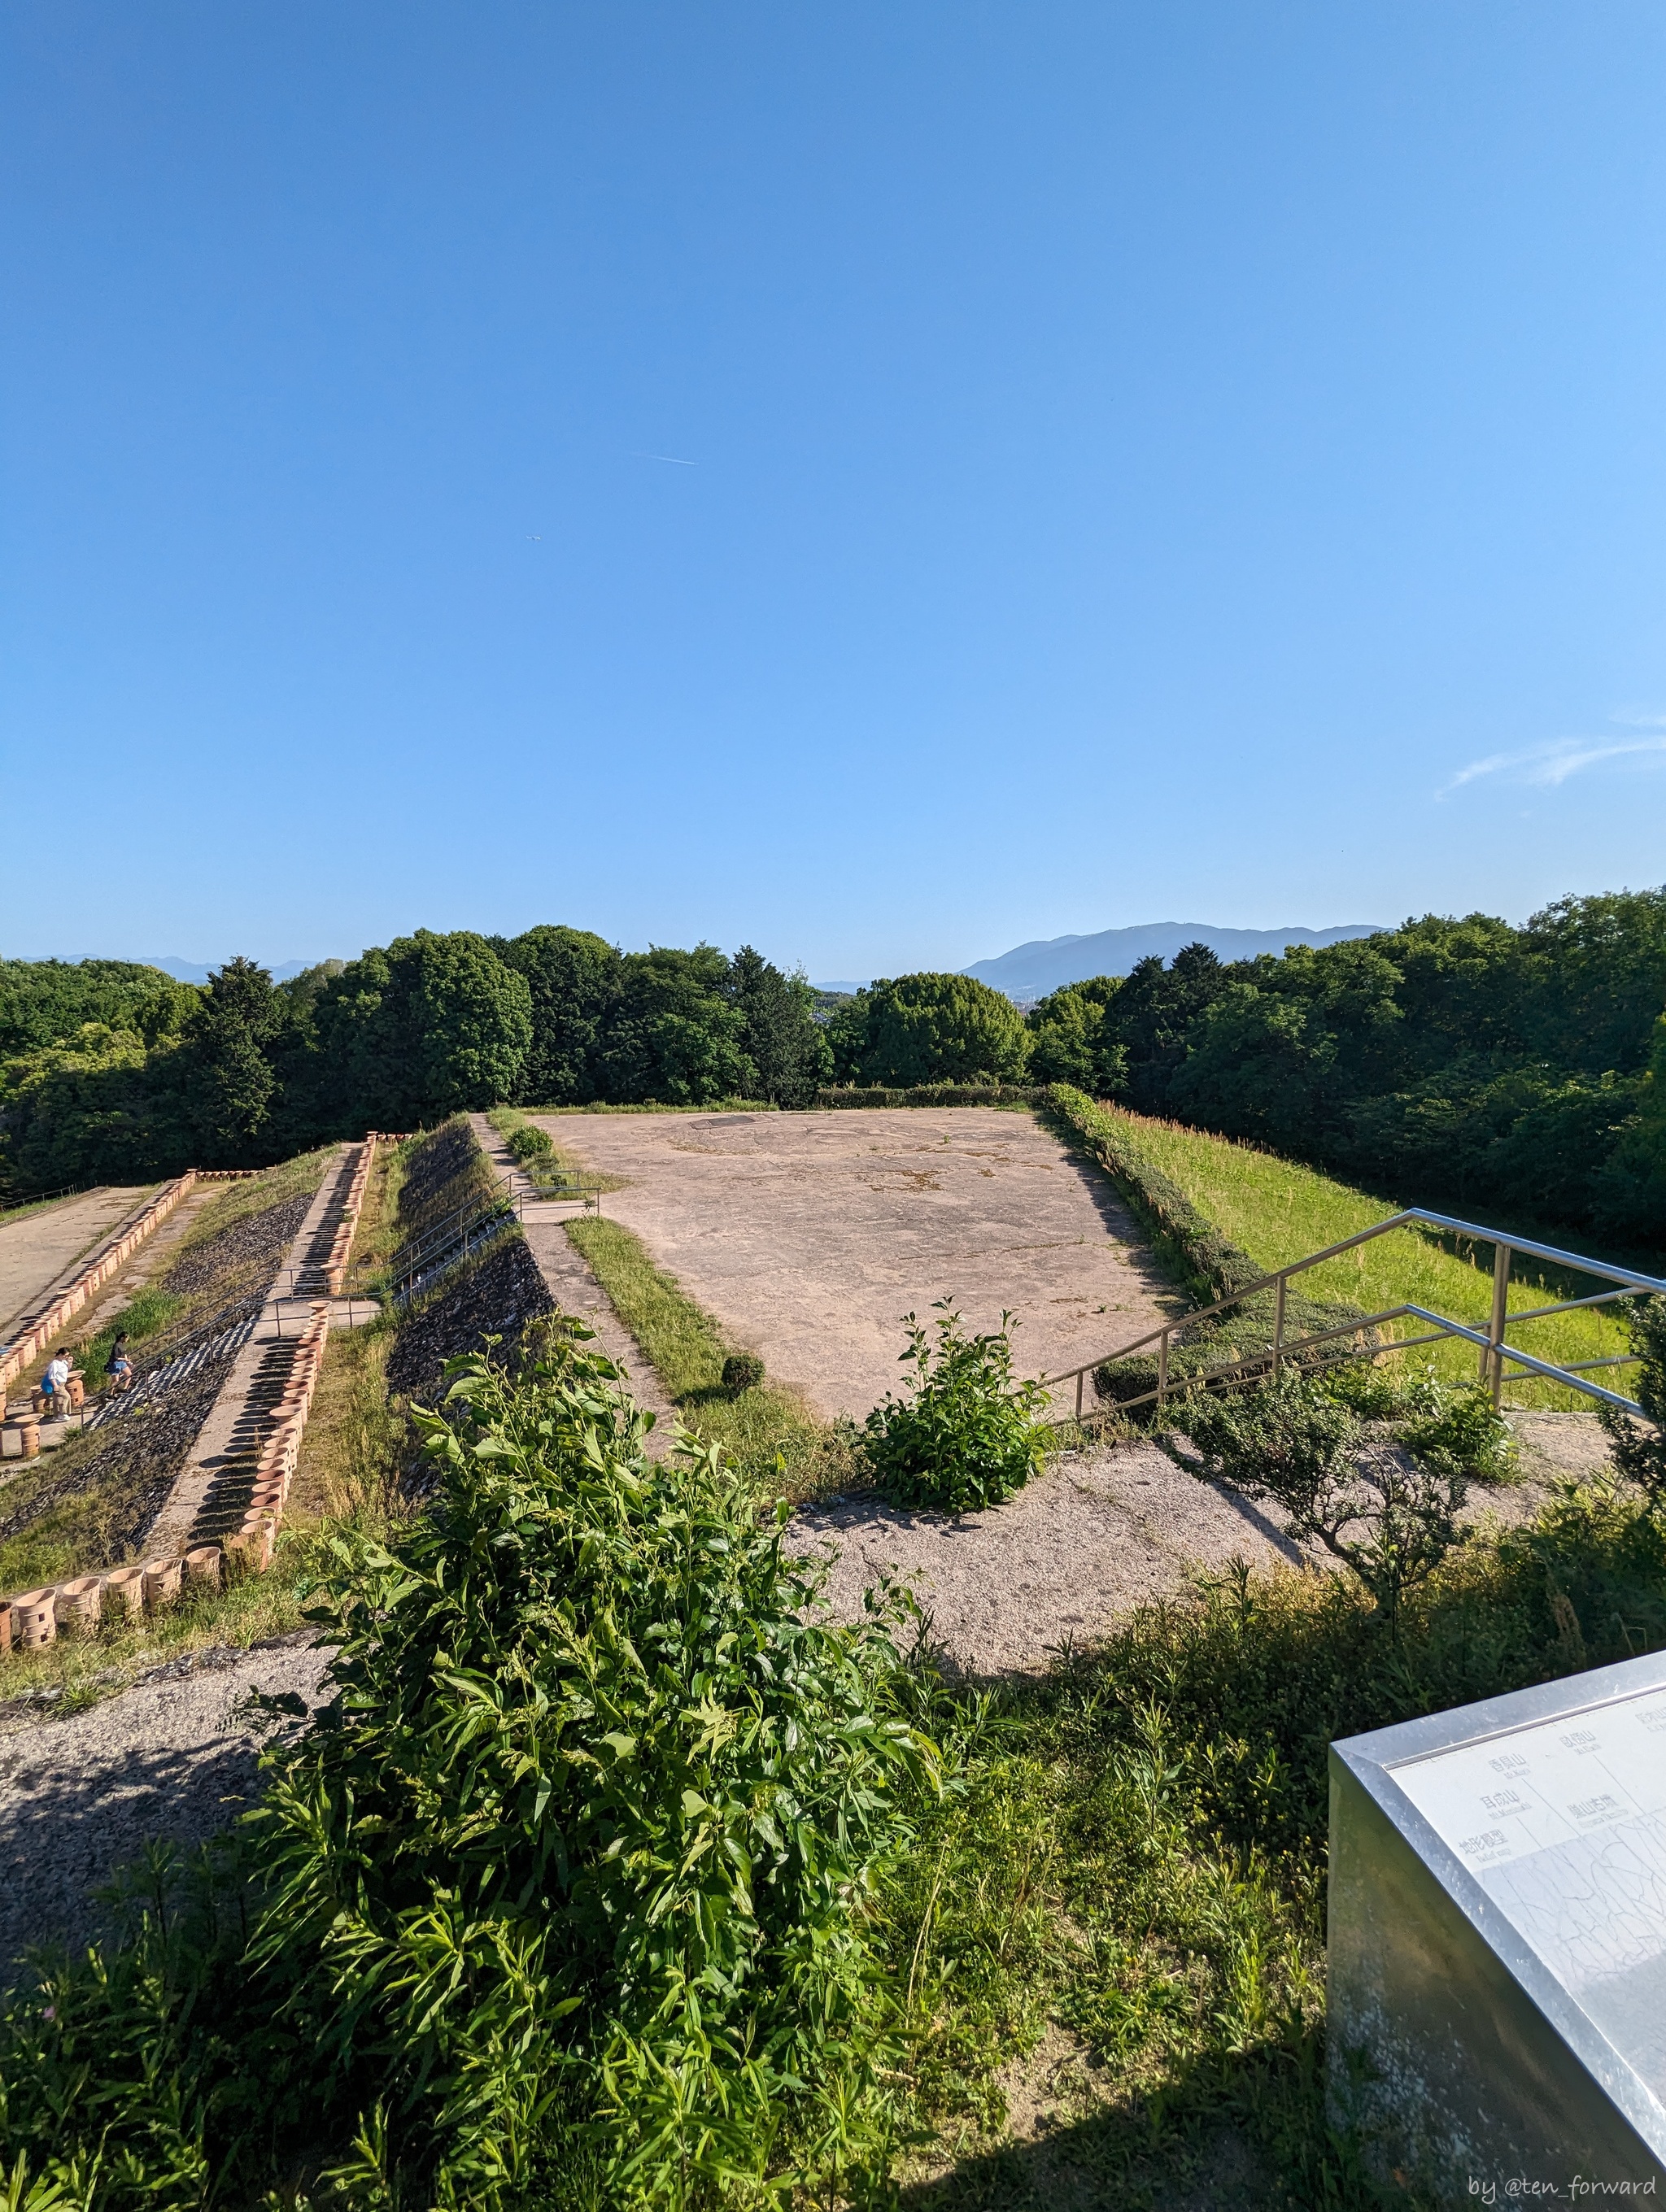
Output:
(0, 1324), (938, 2207)
(863, 1301), (1049, 1514)
(506, 1121), (553, 1161)
(1398, 1378), (1517, 1483)
(1601, 1294), (1666, 1509)
(1184, 1372), (1472, 1626)
(721, 1350), (765, 1396)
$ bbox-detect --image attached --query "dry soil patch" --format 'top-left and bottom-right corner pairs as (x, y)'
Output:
(0, 1633), (331, 1974)
(539, 1108), (1175, 1421)
(792, 1438), (1305, 1675)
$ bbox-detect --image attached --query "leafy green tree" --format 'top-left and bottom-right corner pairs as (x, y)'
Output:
(1110, 943), (1233, 1111)
(187, 957), (282, 1162)
(496, 925), (621, 1104)
(595, 945), (756, 1104)
(1026, 977), (1127, 1093)
(0, 959), (198, 1065)
(855, 973), (1029, 1086)
(728, 945), (833, 1107)
(0, 1025), (185, 1193)
(825, 991), (873, 1082)
(311, 931), (533, 1130)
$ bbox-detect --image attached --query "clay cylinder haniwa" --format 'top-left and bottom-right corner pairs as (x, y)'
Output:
(13, 1591), (55, 1649)
(103, 1565), (146, 1617)
(227, 1522), (274, 1574)
(184, 1545), (222, 1592)
(14, 1419), (39, 1461)
(141, 1557), (183, 1610)
(68, 1374), (85, 1409)
(56, 1576), (103, 1632)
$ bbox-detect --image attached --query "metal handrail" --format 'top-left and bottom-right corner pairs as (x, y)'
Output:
(1045, 1205), (1666, 1426)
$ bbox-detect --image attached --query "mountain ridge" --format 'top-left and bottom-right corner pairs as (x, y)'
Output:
(965, 921), (1385, 999)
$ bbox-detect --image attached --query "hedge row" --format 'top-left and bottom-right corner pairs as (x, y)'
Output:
(814, 1084), (1044, 1109)
(1043, 1084), (1264, 1305)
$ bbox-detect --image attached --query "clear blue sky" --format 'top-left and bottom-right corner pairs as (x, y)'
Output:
(5, 2), (1666, 980)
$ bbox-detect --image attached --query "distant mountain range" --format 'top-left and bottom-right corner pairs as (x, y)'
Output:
(24, 956), (320, 984)
(962, 922), (1384, 999)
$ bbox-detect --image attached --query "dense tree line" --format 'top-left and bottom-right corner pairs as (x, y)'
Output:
(7, 890), (1662, 1246)
(1020, 891), (1666, 1246)
(0, 931), (830, 1195)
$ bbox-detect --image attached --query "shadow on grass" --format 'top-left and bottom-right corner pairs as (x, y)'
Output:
(901, 2031), (1402, 2212)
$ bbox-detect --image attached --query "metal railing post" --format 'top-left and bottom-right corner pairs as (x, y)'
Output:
(1272, 1277), (1286, 1377)
(1487, 1243), (1512, 1406)
(1075, 1368), (1084, 1422)
(1158, 1328), (1169, 1409)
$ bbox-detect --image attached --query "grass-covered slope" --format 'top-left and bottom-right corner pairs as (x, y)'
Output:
(1049, 1086), (1632, 1409)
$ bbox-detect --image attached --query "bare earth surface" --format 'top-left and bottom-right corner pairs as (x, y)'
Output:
(539, 1108), (1175, 1420)
(793, 1438), (1306, 1675)
(0, 1187), (151, 1342)
(794, 1413), (1592, 1680)
(0, 1634), (332, 1975)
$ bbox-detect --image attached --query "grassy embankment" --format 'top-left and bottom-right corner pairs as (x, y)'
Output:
(1065, 1098), (1633, 1411)
(565, 1213), (857, 1497)
(0, 1149), (343, 1705)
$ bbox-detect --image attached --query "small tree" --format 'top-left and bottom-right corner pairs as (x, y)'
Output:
(862, 1300), (1049, 1513)
(1600, 1295), (1666, 1509)
(857, 973), (1029, 1087)
(1184, 1372), (1470, 1627)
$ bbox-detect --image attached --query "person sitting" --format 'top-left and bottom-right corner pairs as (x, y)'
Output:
(106, 1332), (133, 1391)
(41, 1348), (72, 1417)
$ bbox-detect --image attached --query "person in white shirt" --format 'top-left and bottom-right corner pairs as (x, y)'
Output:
(42, 1350), (72, 1417)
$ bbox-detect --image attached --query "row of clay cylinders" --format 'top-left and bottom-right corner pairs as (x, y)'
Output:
(325, 1143), (373, 1295)
(5, 1545), (225, 1654)
(239, 1304), (330, 1561)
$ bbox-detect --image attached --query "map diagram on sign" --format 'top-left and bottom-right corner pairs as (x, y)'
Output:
(1391, 1684), (1666, 2097)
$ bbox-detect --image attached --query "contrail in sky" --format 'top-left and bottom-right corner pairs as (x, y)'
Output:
(633, 451), (698, 466)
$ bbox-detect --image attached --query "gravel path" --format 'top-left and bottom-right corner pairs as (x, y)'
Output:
(0, 1634), (333, 1976)
(792, 1439), (1306, 1675)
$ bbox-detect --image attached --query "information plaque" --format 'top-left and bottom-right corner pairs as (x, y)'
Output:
(1330, 1652), (1666, 2202)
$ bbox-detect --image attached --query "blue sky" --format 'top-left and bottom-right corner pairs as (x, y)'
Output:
(5, 2), (1666, 980)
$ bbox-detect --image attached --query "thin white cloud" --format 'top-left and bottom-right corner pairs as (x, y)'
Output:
(1439, 735), (1666, 798)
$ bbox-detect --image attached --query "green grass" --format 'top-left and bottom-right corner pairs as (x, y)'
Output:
(880, 1480), (1666, 2208)
(565, 1213), (858, 1499)
(0, 1531), (315, 1710)
(1092, 1106), (1635, 1409)
(486, 1104), (627, 1191)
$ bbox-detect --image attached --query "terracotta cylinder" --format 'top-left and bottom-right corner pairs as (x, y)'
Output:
(228, 1521), (274, 1574)
(142, 1557), (183, 1609)
(56, 1575), (103, 1631)
(13, 1590), (56, 1649)
(184, 1545), (222, 1592)
(0, 1605), (11, 1657)
(14, 1419), (39, 1461)
(103, 1565), (146, 1617)
(68, 1374), (85, 1409)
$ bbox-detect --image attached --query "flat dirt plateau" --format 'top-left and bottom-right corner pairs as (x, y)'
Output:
(539, 1106), (1175, 1419)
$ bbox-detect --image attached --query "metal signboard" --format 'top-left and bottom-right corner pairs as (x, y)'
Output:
(1330, 1651), (1666, 2203)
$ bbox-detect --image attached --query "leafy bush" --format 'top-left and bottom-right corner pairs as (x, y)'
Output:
(1183, 1371), (1471, 1626)
(863, 1301), (1049, 1513)
(0, 1324), (937, 2207)
(721, 1350), (765, 1396)
(1397, 1378), (1517, 1483)
(1602, 1295), (1666, 1509)
(506, 1121), (553, 1161)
